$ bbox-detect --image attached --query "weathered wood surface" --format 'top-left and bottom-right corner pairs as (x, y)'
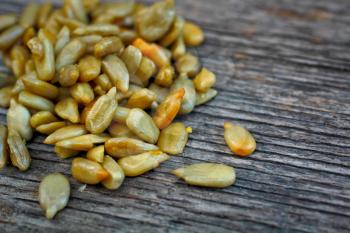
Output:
(1, 0), (350, 232)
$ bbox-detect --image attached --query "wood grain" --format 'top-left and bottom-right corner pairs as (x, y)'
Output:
(0, 0), (350, 232)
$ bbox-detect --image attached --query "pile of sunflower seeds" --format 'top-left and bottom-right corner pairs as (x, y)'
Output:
(0, 0), (256, 219)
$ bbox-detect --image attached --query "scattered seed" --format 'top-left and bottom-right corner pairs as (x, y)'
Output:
(120, 45), (142, 75)
(108, 122), (137, 138)
(94, 36), (124, 58)
(149, 83), (170, 103)
(118, 151), (169, 176)
(171, 36), (186, 60)
(183, 22), (204, 46)
(224, 122), (256, 156)
(172, 163), (235, 188)
(39, 173), (70, 219)
(55, 26), (70, 55)
(133, 57), (156, 87)
(72, 157), (109, 184)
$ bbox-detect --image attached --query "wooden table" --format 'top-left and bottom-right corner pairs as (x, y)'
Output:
(1, 0), (349, 232)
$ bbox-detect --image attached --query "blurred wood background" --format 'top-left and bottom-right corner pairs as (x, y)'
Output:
(0, 0), (349, 232)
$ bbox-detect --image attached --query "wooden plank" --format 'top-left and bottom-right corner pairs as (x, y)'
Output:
(0, 0), (349, 232)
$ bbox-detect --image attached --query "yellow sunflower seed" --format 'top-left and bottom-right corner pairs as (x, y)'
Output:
(0, 86), (13, 108)
(126, 108), (159, 144)
(94, 36), (124, 58)
(34, 29), (55, 81)
(9, 44), (29, 78)
(105, 137), (159, 158)
(170, 75), (196, 115)
(193, 68), (216, 92)
(22, 72), (59, 100)
(44, 125), (87, 145)
(55, 98), (80, 123)
(56, 39), (87, 71)
(39, 173), (70, 219)
(30, 111), (58, 128)
(108, 122), (137, 138)
(223, 122), (256, 157)
(118, 151), (169, 177)
(56, 134), (110, 151)
(19, 3), (39, 29)
(160, 16), (185, 47)
(36, 122), (66, 135)
(183, 21), (204, 47)
(102, 55), (129, 93)
(74, 24), (120, 36)
(102, 155), (125, 190)
(175, 53), (200, 78)
(157, 122), (188, 155)
(126, 88), (157, 109)
(120, 45), (142, 75)
(133, 57), (156, 87)
(0, 14), (17, 32)
(59, 64), (80, 87)
(37, 3), (53, 28)
(71, 157), (109, 184)
(0, 25), (25, 50)
(70, 82), (95, 105)
(78, 55), (101, 82)
(86, 145), (104, 163)
(7, 99), (32, 141)
(154, 65), (175, 87)
(7, 130), (31, 171)
(86, 87), (117, 134)
(55, 26), (70, 55)
(171, 36), (186, 60)
(172, 163), (235, 188)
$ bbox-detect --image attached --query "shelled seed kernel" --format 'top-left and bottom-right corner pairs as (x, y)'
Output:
(224, 122), (256, 156)
(39, 173), (70, 219)
(172, 163), (235, 188)
(72, 157), (109, 184)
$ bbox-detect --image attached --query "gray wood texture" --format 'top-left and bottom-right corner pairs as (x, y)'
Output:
(0, 0), (350, 232)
